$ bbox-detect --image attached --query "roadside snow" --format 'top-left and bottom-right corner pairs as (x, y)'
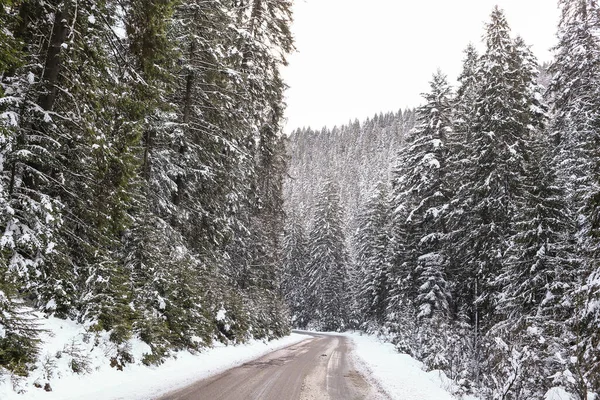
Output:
(343, 331), (477, 400)
(0, 316), (309, 400)
(545, 387), (575, 400)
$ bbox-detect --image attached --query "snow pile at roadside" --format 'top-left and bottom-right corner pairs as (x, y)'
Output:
(344, 332), (478, 400)
(545, 387), (576, 400)
(0, 315), (308, 400)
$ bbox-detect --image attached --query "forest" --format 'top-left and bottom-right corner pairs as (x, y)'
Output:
(0, 0), (293, 375)
(1, 0), (600, 399)
(283, 3), (600, 400)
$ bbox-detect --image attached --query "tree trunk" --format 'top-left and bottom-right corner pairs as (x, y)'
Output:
(38, 7), (70, 111)
(173, 41), (195, 207)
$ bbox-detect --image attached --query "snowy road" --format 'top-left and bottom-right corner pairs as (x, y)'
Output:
(157, 333), (386, 400)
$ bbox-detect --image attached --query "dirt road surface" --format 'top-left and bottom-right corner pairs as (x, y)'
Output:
(157, 333), (387, 400)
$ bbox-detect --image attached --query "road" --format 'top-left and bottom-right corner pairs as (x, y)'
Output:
(157, 333), (387, 400)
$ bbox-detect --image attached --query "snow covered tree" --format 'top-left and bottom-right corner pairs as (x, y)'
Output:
(220, 0), (293, 340)
(452, 44), (480, 145)
(494, 39), (564, 325)
(388, 71), (454, 371)
(389, 72), (453, 316)
(354, 181), (391, 327)
(410, 71), (453, 322)
(0, 282), (39, 376)
(0, 0), (22, 79)
(446, 44), (481, 322)
(451, 7), (538, 332)
(491, 137), (577, 398)
(0, 0), (73, 317)
(125, 0), (247, 351)
(442, 10), (548, 393)
(0, 0), (143, 371)
(282, 212), (310, 328)
(547, 0), (600, 396)
(0, 100), (46, 373)
(482, 35), (578, 399)
(307, 180), (349, 331)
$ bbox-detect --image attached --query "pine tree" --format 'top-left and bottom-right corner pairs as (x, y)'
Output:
(221, 0), (293, 339)
(282, 213), (310, 328)
(0, 0), (296, 374)
(411, 71), (453, 322)
(0, 0), (72, 316)
(354, 181), (391, 327)
(452, 7), (536, 331)
(0, 0), (22, 80)
(388, 71), (455, 371)
(443, 9), (545, 392)
(494, 39), (560, 324)
(0, 0), (142, 371)
(483, 35), (576, 398)
(453, 44), (480, 145)
(492, 137), (576, 398)
(0, 0), (42, 375)
(547, 0), (600, 395)
(386, 145), (418, 355)
(446, 44), (481, 321)
(307, 180), (349, 331)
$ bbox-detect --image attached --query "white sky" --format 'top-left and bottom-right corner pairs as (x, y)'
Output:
(282, 0), (560, 132)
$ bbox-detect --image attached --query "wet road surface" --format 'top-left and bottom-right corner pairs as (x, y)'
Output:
(157, 333), (387, 400)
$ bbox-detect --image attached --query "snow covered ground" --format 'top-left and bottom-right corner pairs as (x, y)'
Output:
(2, 322), (576, 400)
(0, 315), (308, 400)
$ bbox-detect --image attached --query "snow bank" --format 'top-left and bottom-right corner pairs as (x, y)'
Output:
(545, 387), (575, 400)
(0, 315), (308, 400)
(343, 331), (477, 400)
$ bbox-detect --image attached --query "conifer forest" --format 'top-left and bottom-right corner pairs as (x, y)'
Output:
(0, 0), (292, 373)
(1, 0), (600, 399)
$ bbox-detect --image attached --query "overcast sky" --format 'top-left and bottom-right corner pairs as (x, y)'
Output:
(281, 0), (560, 133)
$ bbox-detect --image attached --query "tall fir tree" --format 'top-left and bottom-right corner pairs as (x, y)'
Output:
(307, 180), (349, 331)
(451, 7), (536, 332)
(388, 71), (454, 371)
(446, 44), (481, 320)
(444, 9), (545, 392)
(282, 212), (310, 328)
(547, 0), (600, 395)
(354, 181), (391, 327)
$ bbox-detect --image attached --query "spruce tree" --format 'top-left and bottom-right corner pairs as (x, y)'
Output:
(354, 181), (391, 327)
(444, 9), (545, 392)
(307, 180), (349, 331)
(547, 0), (600, 395)
(389, 71), (454, 371)
(282, 213), (310, 328)
(0, 0), (142, 370)
(452, 7), (536, 331)
(484, 35), (573, 399)
(446, 44), (481, 320)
